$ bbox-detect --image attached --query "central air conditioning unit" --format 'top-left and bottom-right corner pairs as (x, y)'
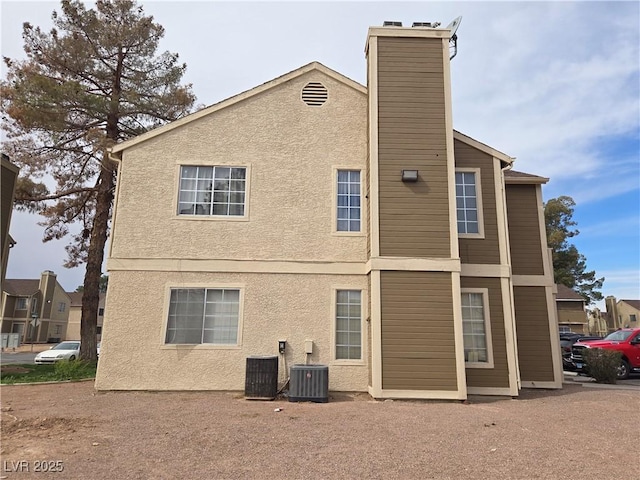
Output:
(245, 355), (278, 400)
(288, 364), (329, 403)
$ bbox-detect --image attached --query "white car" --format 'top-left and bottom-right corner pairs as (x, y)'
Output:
(35, 341), (80, 364)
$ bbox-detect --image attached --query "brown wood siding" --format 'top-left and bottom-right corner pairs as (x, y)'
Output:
(377, 37), (451, 258)
(514, 286), (554, 382)
(505, 185), (544, 275)
(455, 140), (500, 265)
(461, 277), (509, 388)
(557, 302), (587, 324)
(380, 271), (457, 391)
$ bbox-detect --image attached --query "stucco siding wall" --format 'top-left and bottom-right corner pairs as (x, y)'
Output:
(110, 72), (367, 264)
(618, 302), (640, 328)
(66, 307), (81, 340)
(96, 270), (369, 392)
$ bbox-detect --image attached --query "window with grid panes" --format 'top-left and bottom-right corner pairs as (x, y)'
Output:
(335, 290), (362, 360)
(461, 292), (489, 363)
(456, 171), (479, 234)
(337, 170), (361, 232)
(178, 166), (246, 216)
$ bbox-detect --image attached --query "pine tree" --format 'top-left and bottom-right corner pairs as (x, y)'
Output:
(1, 0), (196, 360)
(544, 196), (604, 304)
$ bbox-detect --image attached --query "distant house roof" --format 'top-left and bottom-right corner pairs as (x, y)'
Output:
(3, 279), (39, 296)
(67, 292), (84, 307)
(556, 284), (585, 302)
(66, 291), (106, 307)
(504, 169), (549, 185)
(620, 299), (640, 310)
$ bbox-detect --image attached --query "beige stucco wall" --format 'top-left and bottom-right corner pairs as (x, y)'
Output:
(66, 307), (81, 340)
(109, 70), (367, 264)
(617, 301), (640, 328)
(43, 283), (70, 341)
(95, 270), (369, 392)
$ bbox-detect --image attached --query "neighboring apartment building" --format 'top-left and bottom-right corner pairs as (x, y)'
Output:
(96, 23), (561, 399)
(1, 270), (71, 343)
(65, 292), (106, 341)
(555, 284), (587, 334)
(1, 153), (19, 297)
(605, 296), (640, 331)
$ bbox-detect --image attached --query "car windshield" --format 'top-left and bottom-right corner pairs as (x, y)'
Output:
(603, 330), (633, 342)
(52, 342), (79, 350)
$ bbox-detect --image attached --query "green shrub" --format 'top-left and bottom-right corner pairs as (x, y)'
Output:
(583, 348), (622, 384)
(54, 359), (92, 380)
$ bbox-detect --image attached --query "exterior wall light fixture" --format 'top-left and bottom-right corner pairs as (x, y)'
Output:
(401, 170), (419, 182)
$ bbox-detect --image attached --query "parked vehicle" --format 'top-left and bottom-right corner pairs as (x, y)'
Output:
(560, 334), (601, 371)
(571, 328), (640, 379)
(34, 341), (80, 364)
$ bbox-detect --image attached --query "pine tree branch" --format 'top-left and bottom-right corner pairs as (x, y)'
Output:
(17, 186), (96, 202)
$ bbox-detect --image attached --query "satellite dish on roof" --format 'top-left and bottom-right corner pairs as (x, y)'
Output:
(446, 16), (462, 38)
(445, 16), (463, 60)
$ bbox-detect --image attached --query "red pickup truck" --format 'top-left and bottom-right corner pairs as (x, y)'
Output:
(571, 328), (640, 379)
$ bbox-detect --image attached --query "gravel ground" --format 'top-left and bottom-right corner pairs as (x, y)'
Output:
(1, 381), (637, 480)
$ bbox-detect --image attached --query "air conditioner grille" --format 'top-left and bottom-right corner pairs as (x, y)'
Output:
(289, 364), (329, 403)
(302, 82), (328, 106)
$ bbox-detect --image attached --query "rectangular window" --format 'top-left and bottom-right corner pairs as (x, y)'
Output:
(461, 290), (493, 367)
(98, 308), (105, 316)
(335, 290), (362, 360)
(58, 302), (66, 312)
(16, 298), (27, 310)
(165, 288), (240, 345)
(337, 170), (361, 232)
(630, 314), (637, 324)
(178, 166), (246, 216)
(456, 171), (480, 235)
(53, 325), (62, 335)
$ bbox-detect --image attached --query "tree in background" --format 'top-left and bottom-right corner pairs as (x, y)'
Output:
(544, 196), (604, 304)
(76, 274), (108, 294)
(1, 0), (195, 360)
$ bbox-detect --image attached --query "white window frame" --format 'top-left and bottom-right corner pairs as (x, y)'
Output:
(174, 164), (250, 222)
(15, 297), (28, 310)
(461, 288), (494, 369)
(332, 167), (364, 236)
(160, 283), (244, 350)
(58, 302), (66, 313)
(455, 168), (485, 239)
(331, 287), (365, 364)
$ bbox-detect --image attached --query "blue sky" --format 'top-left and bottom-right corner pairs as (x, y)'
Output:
(1, 1), (639, 307)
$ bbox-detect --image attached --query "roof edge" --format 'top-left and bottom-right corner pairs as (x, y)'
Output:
(111, 62), (366, 154)
(453, 130), (514, 165)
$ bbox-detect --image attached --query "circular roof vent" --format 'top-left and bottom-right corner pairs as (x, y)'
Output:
(301, 82), (328, 106)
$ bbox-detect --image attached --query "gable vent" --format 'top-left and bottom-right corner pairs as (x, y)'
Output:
(301, 82), (328, 106)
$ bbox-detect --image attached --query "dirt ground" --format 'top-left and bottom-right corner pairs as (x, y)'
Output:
(0, 381), (637, 480)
